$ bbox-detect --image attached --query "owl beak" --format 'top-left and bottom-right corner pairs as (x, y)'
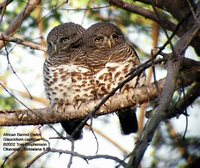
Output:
(107, 39), (112, 48)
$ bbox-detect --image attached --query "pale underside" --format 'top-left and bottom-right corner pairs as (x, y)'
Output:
(44, 56), (146, 107)
(44, 63), (95, 106)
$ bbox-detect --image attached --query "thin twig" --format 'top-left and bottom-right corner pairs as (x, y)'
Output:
(1, 34), (33, 99)
(70, 57), (166, 138)
(0, 58), (199, 126)
(0, 0), (42, 49)
(0, 82), (63, 138)
(67, 141), (75, 168)
(0, 34), (46, 51)
(49, 148), (127, 166)
(127, 9), (200, 167)
(25, 151), (49, 168)
(0, 0), (13, 25)
(108, 0), (176, 32)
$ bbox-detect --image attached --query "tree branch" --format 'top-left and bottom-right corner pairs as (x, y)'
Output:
(0, 0), (13, 10)
(0, 34), (46, 51)
(168, 82), (200, 119)
(0, 62), (199, 127)
(108, 0), (176, 32)
(136, 0), (195, 20)
(0, 0), (14, 24)
(48, 148), (126, 166)
(127, 8), (200, 167)
(109, 0), (200, 56)
(0, 0), (42, 49)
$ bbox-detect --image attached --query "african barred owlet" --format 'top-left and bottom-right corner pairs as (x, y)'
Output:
(85, 22), (146, 134)
(43, 22), (95, 140)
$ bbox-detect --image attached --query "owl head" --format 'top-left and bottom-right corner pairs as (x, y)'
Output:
(46, 22), (86, 56)
(86, 22), (125, 50)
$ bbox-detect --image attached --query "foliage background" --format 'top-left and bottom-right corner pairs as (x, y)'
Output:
(0, 0), (200, 167)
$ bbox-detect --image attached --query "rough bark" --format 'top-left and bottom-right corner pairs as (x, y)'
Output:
(0, 60), (199, 127)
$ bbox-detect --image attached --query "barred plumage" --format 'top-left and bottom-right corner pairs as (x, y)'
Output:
(85, 22), (146, 134)
(43, 22), (94, 140)
(44, 22), (146, 140)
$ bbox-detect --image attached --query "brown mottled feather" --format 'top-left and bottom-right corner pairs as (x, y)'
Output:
(86, 22), (146, 134)
(44, 22), (94, 140)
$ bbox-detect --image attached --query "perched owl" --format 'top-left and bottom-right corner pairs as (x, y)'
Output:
(85, 22), (146, 134)
(43, 22), (95, 140)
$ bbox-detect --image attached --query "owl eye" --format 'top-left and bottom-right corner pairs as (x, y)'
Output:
(60, 37), (69, 43)
(112, 34), (119, 39)
(94, 36), (103, 42)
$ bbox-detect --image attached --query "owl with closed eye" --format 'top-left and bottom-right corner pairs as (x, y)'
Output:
(43, 22), (95, 140)
(85, 22), (146, 135)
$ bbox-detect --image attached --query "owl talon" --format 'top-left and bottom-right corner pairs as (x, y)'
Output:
(74, 100), (83, 110)
(52, 104), (59, 112)
(44, 22), (146, 140)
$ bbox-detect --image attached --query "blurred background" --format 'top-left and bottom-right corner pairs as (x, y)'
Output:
(0, 0), (200, 168)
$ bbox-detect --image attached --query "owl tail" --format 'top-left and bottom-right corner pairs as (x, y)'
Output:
(60, 120), (83, 140)
(117, 107), (138, 135)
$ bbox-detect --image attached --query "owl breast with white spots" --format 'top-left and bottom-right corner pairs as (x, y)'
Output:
(43, 22), (92, 140)
(93, 44), (146, 98)
(43, 61), (95, 106)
